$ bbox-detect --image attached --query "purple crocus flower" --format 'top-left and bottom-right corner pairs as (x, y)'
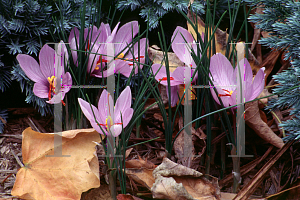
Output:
(78, 86), (133, 137)
(69, 23), (111, 70)
(69, 21), (147, 78)
(93, 21), (147, 78)
(209, 53), (265, 107)
(17, 44), (72, 104)
(92, 21), (147, 78)
(112, 38), (147, 77)
(171, 26), (202, 82)
(152, 64), (185, 106)
(151, 26), (200, 106)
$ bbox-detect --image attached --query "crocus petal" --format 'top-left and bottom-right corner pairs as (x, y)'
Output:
(16, 54), (46, 84)
(210, 53), (235, 88)
(33, 83), (48, 99)
(61, 72), (72, 94)
(98, 89), (114, 123)
(172, 26), (195, 64)
(57, 41), (68, 73)
(91, 121), (108, 135)
(117, 38), (147, 77)
(152, 63), (167, 80)
(46, 92), (65, 104)
(235, 59), (249, 103)
(98, 23), (111, 42)
(151, 64), (182, 86)
(87, 42), (106, 74)
(113, 21), (139, 54)
(166, 85), (180, 107)
(114, 86), (132, 121)
(114, 108), (133, 128)
(113, 59), (131, 77)
(68, 27), (80, 45)
(171, 67), (189, 84)
(211, 87), (232, 107)
(91, 23), (111, 51)
(110, 125), (123, 137)
(210, 53), (236, 107)
(78, 98), (102, 125)
(68, 27), (80, 66)
(238, 58), (253, 85)
(93, 70), (110, 78)
(249, 68), (265, 101)
(229, 90), (238, 106)
(39, 44), (55, 79)
(244, 84), (253, 102)
(105, 22), (120, 44)
(84, 25), (98, 43)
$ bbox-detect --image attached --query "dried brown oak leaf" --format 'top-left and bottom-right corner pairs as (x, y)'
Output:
(11, 127), (101, 200)
(151, 158), (220, 200)
(245, 101), (284, 148)
(125, 157), (157, 190)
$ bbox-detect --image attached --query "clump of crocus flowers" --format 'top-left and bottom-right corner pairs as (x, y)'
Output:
(69, 21), (147, 78)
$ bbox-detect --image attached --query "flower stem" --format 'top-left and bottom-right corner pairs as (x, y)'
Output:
(109, 170), (117, 200)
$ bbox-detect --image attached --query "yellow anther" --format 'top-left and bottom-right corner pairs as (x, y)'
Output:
(117, 53), (125, 59)
(105, 115), (113, 129)
(48, 76), (55, 83)
(48, 76), (56, 87)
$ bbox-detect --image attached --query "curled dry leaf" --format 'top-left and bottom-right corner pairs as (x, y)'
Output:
(151, 158), (220, 200)
(245, 101), (284, 148)
(125, 156), (156, 169)
(258, 89), (272, 106)
(174, 117), (206, 168)
(125, 157), (157, 190)
(152, 157), (202, 179)
(11, 127), (101, 200)
(187, 10), (229, 56)
(125, 148), (134, 159)
(126, 168), (156, 190)
(151, 175), (195, 200)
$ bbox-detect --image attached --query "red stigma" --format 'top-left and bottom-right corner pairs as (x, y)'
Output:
(218, 89), (233, 97)
(160, 77), (174, 81)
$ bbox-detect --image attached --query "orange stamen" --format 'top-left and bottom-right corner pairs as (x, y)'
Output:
(61, 100), (66, 106)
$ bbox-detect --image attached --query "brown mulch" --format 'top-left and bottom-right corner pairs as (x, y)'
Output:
(1, 105), (300, 199)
